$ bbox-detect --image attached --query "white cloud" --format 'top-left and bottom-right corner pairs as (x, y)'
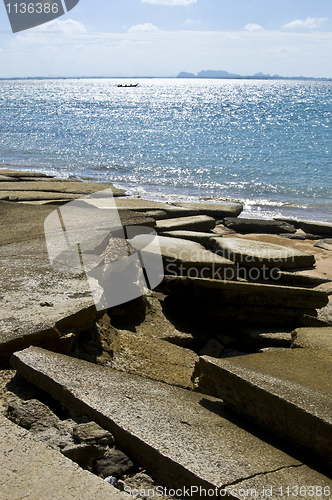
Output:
(128, 23), (159, 33)
(2, 29), (332, 79)
(245, 24), (263, 32)
(30, 19), (87, 34)
(141, 0), (197, 5)
(185, 19), (201, 25)
(283, 17), (328, 29)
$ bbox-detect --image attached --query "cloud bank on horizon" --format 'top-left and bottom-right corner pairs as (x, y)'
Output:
(0, 0), (332, 78)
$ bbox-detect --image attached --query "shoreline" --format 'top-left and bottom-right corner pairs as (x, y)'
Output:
(1, 163), (331, 224)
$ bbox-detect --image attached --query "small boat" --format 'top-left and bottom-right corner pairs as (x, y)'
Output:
(117, 83), (139, 88)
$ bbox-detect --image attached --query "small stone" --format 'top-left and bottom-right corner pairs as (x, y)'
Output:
(73, 421), (115, 446)
(94, 449), (134, 478)
(6, 399), (60, 431)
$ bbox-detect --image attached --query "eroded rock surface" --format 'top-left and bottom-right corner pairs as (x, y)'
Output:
(193, 350), (332, 466)
(12, 346), (332, 496)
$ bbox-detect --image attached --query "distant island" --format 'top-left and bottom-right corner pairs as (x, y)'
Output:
(177, 70), (331, 81)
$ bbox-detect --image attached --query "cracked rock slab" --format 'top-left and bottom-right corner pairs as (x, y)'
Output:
(11, 346), (332, 497)
(156, 215), (216, 233)
(162, 276), (328, 327)
(172, 202), (243, 219)
(211, 237), (315, 269)
(193, 350), (332, 466)
(130, 235), (235, 280)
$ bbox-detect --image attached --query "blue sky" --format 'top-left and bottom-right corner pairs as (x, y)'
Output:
(1, 0), (332, 77)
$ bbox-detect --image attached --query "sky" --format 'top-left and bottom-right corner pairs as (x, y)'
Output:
(1, 0), (332, 78)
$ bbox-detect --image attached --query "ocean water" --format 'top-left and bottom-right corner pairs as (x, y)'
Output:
(0, 78), (331, 222)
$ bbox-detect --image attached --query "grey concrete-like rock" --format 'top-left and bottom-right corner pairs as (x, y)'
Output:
(291, 327), (332, 352)
(12, 346), (328, 494)
(223, 218), (296, 234)
(130, 235), (235, 280)
(211, 237), (315, 269)
(193, 350), (332, 466)
(298, 221), (332, 237)
(172, 201), (243, 219)
(0, 413), (127, 500)
(156, 215), (216, 233)
(159, 230), (214, 247)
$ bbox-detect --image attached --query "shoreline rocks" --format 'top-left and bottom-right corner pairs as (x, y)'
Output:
(211, 237), (315, 270)
(11, 346), (332, 494)
(2, 168), (332, 496)
(192, 350), (332, 466)
(223, 217), (297, 234)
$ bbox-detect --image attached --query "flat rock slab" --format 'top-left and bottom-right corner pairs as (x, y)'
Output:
(0, 413), (125, 500)
(113, 198), (197, 217)
(162, 276), (328, 311)
(223, 218), (296, 234)
(173, 202), (243, 219)
(193, 350), (332, 466)
(0, 201), (154, 365)
(156, 215), (216, 233)
(0, 169), (52, 178)
(298, 221), (332, 237)
(0, 190), (83, 202)
(211, 237), (315, 269)
(276, 270), (330, 286)
(292, 327), (332, 351)
(11, 347), (332, 497)
(315, 239), (332, 251)
(159, 230), (215, 246)
(162, 276), (329, 327)
(0, 180), (126, 197)
(130, 235), (235, 279)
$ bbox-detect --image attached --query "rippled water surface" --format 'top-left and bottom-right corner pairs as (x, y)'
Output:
(0, 78), (331, 221)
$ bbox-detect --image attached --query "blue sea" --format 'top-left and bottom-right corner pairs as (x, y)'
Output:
(0, 78), (331, 222)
